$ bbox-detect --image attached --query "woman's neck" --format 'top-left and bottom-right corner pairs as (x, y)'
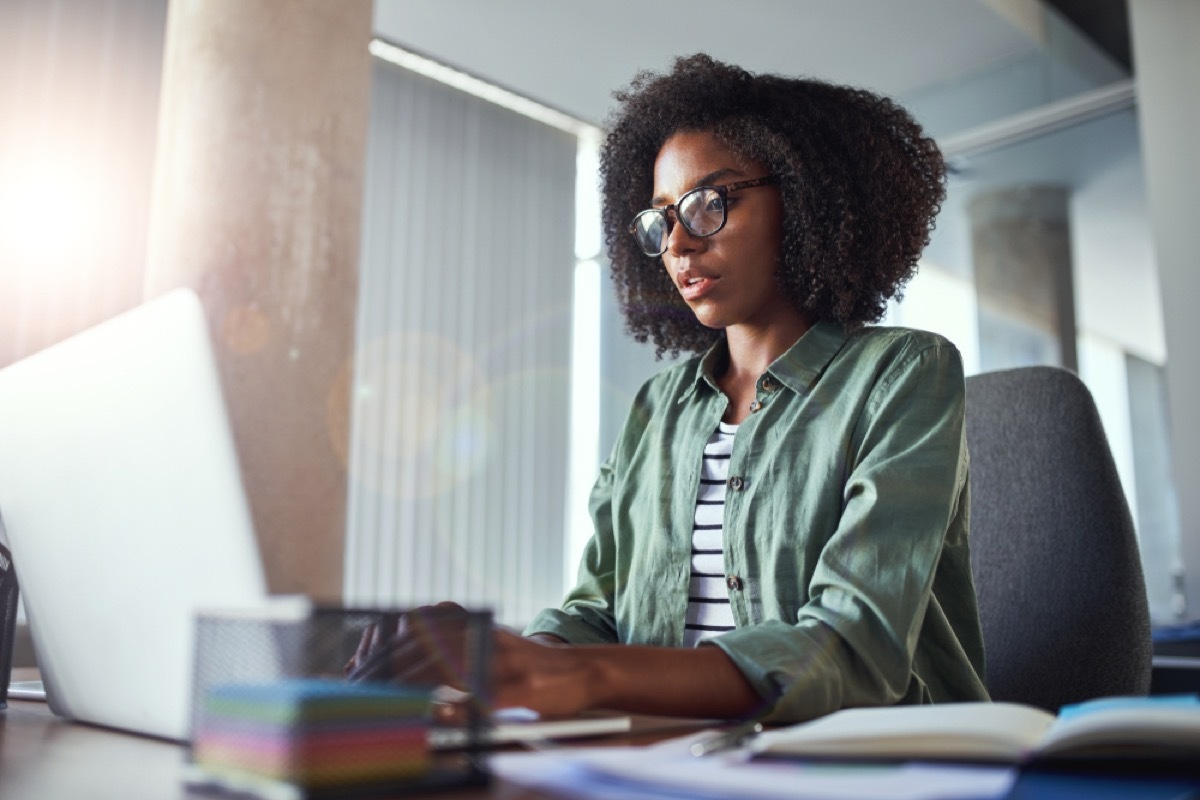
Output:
(716, 312), (813, 424)
(722, 312), (813, 379)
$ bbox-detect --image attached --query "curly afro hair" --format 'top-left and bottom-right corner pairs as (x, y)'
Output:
(600, 54), (946, 358)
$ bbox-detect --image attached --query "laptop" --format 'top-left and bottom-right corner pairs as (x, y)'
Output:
(0, 288), (268, 741)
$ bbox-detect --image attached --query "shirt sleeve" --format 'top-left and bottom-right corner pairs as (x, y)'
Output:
(708, 340), (970, 722)
(523, 454), (621, 644)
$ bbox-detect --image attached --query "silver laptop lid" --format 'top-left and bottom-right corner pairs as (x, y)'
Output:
(0, 288), (268, 740)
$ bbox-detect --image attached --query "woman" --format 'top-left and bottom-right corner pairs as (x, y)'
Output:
(358, 54), (989, 724)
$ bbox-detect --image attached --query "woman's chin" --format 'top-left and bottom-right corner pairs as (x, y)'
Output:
(685, 302), (732, 331)
(691, 315), (729, 332)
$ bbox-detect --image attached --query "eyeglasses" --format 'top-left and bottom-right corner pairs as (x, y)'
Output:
(628, 176), (778, 257)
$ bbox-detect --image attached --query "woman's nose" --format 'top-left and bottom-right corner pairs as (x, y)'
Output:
(664, 214), (703, 257)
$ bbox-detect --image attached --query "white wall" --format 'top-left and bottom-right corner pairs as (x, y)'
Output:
(1129, 0), (1200, 618)
(597, 271), (672, 460)
(1071, 147), (1165, 364)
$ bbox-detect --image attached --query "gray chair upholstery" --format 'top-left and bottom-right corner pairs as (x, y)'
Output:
(964, 365), (1152, 711)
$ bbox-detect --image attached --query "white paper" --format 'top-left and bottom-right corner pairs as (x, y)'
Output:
(490, 730), (1017, 800)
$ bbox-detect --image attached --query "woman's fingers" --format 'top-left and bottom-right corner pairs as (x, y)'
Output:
(346, 606), (482, 687)
(377, 635), (468, 688)
(344, 612), (594, 718)
(344, 622), (379, 675)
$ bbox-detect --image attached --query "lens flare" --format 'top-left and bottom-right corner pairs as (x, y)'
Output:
(348, 332), (493, 499)
(0, 147), (111, 273)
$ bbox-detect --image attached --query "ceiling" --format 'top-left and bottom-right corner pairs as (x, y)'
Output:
(371, 0), (1055, 128)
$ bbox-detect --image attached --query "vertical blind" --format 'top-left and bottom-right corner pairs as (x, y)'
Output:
(345, 58), (577, 626)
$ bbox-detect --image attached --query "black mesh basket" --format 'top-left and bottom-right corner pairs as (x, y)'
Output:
(184, 602), (494, 799)
(0, 541), (17, 711)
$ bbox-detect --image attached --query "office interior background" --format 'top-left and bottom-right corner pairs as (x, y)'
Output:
(1, 1), (1197, 636)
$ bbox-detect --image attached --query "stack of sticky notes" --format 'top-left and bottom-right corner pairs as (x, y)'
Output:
(192, 678), (433, 791)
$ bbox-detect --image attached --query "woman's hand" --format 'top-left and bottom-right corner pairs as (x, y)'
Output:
(344, 606), (763, 720)
(343, 602), (479, 689)
(343, 605), (594, 718)
(342, 605), (595, 716)
(490, 628), (597, 717)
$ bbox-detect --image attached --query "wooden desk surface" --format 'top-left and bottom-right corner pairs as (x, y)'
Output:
(0, 672), (703, 800)
(0, 697), (570, 800)
(1, 697), (206, 800)
(8, 687), (1200, 800)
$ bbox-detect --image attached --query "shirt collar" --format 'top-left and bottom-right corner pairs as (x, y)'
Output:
(679, 320), (850, 403)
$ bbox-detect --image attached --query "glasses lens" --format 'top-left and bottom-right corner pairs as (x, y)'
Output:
(678, 187), (726, 237)
(631, 210), (669, 256)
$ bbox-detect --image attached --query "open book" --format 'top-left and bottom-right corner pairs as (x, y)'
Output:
(751, 697), (1200, 766)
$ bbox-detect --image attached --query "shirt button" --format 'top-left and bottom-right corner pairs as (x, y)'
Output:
(727, 476), (744, 491)
(726, 575), (744, 591)
(749, 400), (763, 413)
(761, 377), (779, 392)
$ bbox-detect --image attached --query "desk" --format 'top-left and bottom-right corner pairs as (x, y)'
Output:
(0, 685), (700, 800)
(1, 696), (561, 800)
(1151, 654), (1200, 694)
(3, 693), (1198, 800)
(1, 697), (202, 800)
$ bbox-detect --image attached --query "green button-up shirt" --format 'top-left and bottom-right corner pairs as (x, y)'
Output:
(525, 321), (989, 722)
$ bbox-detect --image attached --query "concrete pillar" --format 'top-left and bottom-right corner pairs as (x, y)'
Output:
(145, 0), (373, 600)
(969, 185), (1078, 373)
(1129, 0), (1200, 618)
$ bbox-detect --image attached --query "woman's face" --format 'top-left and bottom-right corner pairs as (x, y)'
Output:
(651, 130), (790, 332)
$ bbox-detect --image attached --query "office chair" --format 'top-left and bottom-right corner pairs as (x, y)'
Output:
(963, 365), (1152, 711)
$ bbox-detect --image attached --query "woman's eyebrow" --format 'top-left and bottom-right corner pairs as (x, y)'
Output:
(651, 168), (743, 205)
(696, 167), (740, 186)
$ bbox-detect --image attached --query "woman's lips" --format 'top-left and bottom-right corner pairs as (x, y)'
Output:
(679, 273), (718, 302)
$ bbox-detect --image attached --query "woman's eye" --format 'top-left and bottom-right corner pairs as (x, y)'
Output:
(705, 195), (726, 212)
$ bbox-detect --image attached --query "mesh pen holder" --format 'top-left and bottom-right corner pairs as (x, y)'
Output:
(0, 541), (17, 711)
(185, 603), (494, 799)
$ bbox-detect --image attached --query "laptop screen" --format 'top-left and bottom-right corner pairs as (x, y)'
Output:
(0, 288), (268, 740)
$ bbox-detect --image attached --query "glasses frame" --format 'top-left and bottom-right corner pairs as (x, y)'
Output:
(628, 176), (779, 257)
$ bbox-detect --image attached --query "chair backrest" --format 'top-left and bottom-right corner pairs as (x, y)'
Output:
(964, 365), (1151, 711)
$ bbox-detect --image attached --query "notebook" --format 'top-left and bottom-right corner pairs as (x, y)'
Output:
(0, 288), (268, 741)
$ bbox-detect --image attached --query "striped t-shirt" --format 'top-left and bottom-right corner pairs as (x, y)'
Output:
(683, 421), (738, 647)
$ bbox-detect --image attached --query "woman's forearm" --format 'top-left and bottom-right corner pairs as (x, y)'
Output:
(494, 631), (762, 719)
(584, 642), (763, 718)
